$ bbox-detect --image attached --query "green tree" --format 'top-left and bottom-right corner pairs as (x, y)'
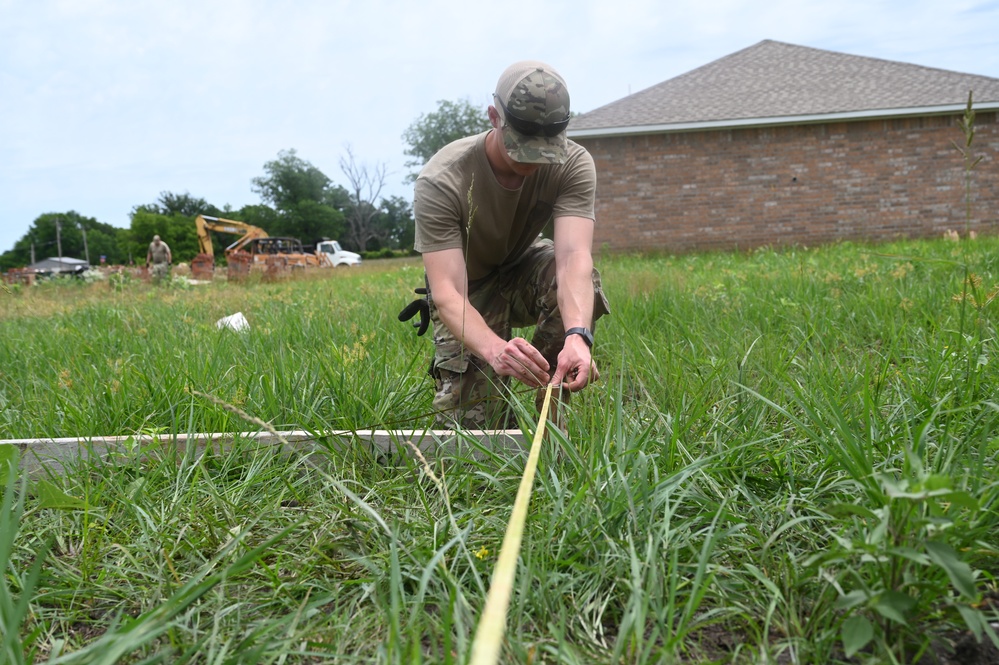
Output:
(252, 149), (331, 212)
(0, 212), (129, 271)
(127, 211), (200, 265)
(232, 204), (281, 235)
(273, 199), (348, 244)
(134, 191), (222, 218)
(401, 98), (491, 182)
(81, 221), (129, 266)
(250, 149), (347, 243)
(372, 196), (415, 250)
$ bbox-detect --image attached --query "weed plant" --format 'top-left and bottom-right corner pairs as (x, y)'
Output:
(1, 238), (998, 663)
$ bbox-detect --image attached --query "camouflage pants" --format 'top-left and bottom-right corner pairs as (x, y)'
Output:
(428, 240), (610, 429)
(152, 262), (170, 283)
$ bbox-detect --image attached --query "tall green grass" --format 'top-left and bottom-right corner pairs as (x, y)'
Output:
(0, 262), (433, 438)
(1, 239), (998, 663)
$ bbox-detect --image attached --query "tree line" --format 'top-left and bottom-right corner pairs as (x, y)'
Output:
(0, 99), (491, 271)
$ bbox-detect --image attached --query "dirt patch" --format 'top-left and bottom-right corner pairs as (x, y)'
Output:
(687, 622), (999, 664)
(930, 631), (999, 665)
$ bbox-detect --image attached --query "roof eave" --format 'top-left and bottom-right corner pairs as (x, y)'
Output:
(568, 102), (999, 139)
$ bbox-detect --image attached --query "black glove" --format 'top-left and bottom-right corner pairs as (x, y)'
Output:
(398, 287), (430, 336)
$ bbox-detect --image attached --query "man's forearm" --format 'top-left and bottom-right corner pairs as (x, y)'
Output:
(423, 246), (551, 386)
(548, 225), (600, 390)
(556, 249), (595, 331)
(433, 290), (506, 364)
(424, 247), (507, 365)
(433, 285), (552, 387)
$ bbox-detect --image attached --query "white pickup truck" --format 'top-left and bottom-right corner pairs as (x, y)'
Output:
(315, 240), (362, 267)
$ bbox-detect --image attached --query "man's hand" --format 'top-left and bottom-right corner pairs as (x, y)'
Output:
(551, 334), (599, 392)
(488, 337), (550, 388)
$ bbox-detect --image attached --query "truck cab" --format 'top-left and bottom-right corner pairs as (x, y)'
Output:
(316, 240), (362, 267)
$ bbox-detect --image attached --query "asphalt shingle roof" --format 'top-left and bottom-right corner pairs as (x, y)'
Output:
(569, 40), (999, 134)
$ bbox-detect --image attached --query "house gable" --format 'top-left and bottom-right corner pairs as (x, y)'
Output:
(570, 40), (999, 137)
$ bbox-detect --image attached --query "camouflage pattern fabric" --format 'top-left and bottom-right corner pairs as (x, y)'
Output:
(500, 68), (570, 164)
(428, 240), (610, 429)
(506, 69), (569, 124)
(151, 262), (170, 283)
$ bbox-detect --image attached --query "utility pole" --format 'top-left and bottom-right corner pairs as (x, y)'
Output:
(56, 219), (63, 268)
(31, 240), (36, 265)
(80, 224), (90, 265)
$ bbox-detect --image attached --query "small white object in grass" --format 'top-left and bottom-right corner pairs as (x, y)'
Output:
(216, 312), (249, 332)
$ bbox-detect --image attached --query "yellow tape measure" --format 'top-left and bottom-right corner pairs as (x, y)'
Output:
(469, 382), (554, 665)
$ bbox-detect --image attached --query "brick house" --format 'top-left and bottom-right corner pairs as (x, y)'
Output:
(568, 40), (999, 253)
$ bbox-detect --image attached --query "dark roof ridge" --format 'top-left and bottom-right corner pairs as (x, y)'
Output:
(756, 38), (999, 82)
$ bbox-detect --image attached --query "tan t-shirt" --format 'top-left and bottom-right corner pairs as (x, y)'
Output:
(148, 240), (171, 265)
(414, 130), (596, 282)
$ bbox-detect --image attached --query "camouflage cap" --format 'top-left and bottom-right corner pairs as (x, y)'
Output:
(494, 60), (570, 164)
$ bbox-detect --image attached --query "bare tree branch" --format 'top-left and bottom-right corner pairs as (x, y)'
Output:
(339, 145), (387, 252)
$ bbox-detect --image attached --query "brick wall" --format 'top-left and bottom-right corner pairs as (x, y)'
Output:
(576, 112), (999, 254)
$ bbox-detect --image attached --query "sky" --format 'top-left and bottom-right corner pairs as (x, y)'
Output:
(2, 0), (998, 256)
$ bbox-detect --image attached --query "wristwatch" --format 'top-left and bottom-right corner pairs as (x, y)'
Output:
(564, 327), (594, 348)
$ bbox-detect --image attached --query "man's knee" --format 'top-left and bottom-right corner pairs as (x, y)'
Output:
(431, 365), (494, 429)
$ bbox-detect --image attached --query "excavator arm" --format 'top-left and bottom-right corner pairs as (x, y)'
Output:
(194, 215), (269, 256)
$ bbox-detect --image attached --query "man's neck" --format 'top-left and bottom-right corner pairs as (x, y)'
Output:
(484, 130), (531, 190)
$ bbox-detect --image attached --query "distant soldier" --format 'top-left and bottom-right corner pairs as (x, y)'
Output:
(146, 235), (172, 283)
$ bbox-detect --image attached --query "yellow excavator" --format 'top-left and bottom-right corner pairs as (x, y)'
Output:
(195, 215), (270, 257)
(193, 215), (335, 278)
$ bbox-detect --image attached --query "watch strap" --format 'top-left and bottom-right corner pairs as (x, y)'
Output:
(564, 327), (594, 348)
